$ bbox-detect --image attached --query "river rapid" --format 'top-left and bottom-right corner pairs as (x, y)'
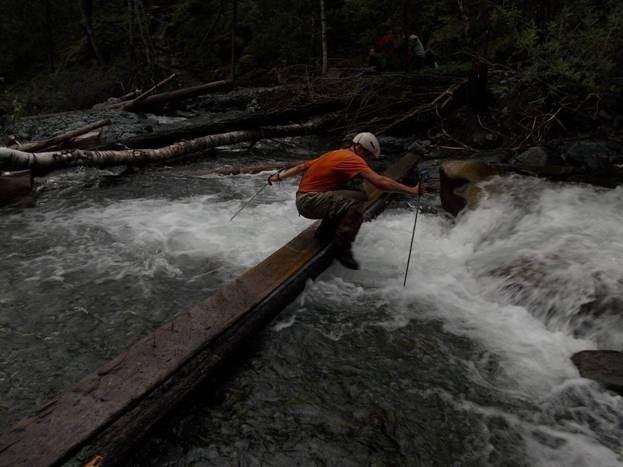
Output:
(1, 145), (622, 466)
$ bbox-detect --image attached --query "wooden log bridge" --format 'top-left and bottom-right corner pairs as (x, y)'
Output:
(0, 170), (32, 205)
(0, 153), (419, 467)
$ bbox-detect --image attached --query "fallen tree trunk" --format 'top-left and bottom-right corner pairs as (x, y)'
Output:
(0, 117), (335, 173)
(101, 99), (346, 149)
(10, 119), (111, 152)
(111, 73), (177, 111)
(129, 80), (233, 111)
(66, 130), (102, 150)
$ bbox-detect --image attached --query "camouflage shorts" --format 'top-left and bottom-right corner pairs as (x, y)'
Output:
(296, 190), (367, 220)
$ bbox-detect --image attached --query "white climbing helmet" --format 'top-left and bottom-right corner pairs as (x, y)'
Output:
(352, 132), (381, 158)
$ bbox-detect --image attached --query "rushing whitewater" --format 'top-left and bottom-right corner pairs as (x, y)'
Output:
(1, 165), (622, 466)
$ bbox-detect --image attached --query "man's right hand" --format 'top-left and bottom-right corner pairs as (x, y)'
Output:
(411, 183), (425, 195)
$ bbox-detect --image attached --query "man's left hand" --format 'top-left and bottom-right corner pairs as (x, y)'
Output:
(268, 173), (280, 185)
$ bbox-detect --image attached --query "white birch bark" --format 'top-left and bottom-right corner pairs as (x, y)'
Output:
(0, 118), (332, 172)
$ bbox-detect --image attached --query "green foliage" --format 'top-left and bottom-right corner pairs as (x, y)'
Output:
(496, 0), (623, 94)
(7, 65), (128, 114)
(1, 0), (621, 114)
(168, 0), (227, 75)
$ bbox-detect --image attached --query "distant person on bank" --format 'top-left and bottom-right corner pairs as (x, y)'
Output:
(409, 34), (426, 70)
(268, 133), (424, 270)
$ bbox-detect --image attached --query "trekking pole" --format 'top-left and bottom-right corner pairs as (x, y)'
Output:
(229, 168), (284, 222)
(403, 169), (429, 287)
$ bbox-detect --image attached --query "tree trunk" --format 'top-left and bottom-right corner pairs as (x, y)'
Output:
(402, 0), (409, 72)
(230, 0), (238, 81)
(458, 0), (491, 110)
(44, 0), (55, 72)
(126, 0), (136, 60)
(79, 0), (104, 65)
(0, 118), (335, 173)
(320, 0), (328, 75)
(130, 0), (155, 70)
(11, 119), (111, 152)
(100, 99), (345, 149)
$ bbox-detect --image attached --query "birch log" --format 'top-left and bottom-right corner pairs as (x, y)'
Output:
(0, 117), (334, 173)
(11, 119), (111, 152)
(102, 98), (345, 149)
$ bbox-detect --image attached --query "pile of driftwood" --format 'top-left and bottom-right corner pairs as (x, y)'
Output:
(0, 76), (464, 177)
(99, 74), (233, 112)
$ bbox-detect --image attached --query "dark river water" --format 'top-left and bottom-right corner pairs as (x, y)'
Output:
(1, 141), (622, 466)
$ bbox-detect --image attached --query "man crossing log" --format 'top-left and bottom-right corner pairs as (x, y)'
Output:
(268, 132), (424, 270)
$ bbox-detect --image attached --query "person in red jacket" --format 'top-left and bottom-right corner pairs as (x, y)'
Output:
(376, 30), (396, 71)
(269, 132), (423, 270)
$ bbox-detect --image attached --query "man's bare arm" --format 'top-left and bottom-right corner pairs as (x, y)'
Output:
(359, 169), (423, 196)
(268, 162), (309, 183)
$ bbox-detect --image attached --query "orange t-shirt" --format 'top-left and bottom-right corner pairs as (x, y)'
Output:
(298, 149), (371, 193)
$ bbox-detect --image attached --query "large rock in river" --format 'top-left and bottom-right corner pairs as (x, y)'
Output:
(439, 160), (499, 216)
(571, 350), (623, 395)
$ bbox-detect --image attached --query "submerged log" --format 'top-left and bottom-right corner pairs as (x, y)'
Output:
(0, 170), (32, 205)
(194, 160), (306, 177)
(0, 117), (335, 174)
(102, 99), (346, 149)
(0, 153), (420, 467)
(572, 350), (623, 396)
(10, 119), (111, 153)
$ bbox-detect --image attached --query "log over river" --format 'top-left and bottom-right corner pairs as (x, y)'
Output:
(1, 139), (622, 466)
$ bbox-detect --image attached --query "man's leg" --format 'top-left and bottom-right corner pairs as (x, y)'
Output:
(332, 205), (364, 269)
(314, 216), (340, 241)
(296, 191), (367, 269)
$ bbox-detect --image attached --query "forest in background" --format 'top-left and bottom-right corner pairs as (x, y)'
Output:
(1, 0), (622, 117)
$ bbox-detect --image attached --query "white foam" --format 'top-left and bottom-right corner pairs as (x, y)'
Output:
(5, 170), (622, 464)
(12, 174), (313, 291)
(296, 176), (623, 465)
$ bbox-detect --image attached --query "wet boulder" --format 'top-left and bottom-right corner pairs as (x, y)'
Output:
(502, 142), (623, 188)
(471, 130), (502, 149)
(563, 141), (622, 170)
(407, 139), (432, 157)
(513, 146), (549, 168)
(512, 145), (576, 169)
(439, 160), (499, 216)
(571, 350), (623, 396)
